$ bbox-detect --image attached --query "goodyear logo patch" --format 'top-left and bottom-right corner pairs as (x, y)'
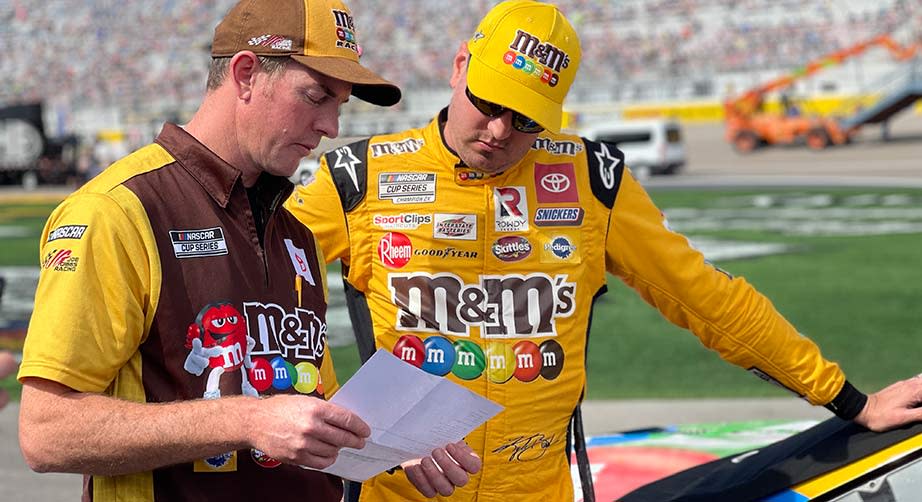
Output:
(47, 225), (87, 242)
(170, 227), (228, 258)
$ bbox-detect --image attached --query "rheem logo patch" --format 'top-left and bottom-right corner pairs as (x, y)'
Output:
(378, 232), (413, 269)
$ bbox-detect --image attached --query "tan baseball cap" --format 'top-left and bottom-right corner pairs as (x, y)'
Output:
(466, 0), (580, 133)
(212, 0), (401, 106)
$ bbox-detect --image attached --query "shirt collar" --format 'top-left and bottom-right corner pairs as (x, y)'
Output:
(154, 123), (292, 208)
(428, 107), (462, 168)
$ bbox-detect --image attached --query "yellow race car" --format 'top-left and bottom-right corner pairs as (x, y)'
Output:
(613, 418), (922, 501)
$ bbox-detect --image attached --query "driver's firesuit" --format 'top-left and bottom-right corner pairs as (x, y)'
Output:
(285, 110), (867, 502)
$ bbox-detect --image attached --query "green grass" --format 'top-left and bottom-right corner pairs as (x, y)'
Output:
(1, 375), (21, 401)
(586, 232), (922, 398)
(0, 201), (59, 398)
(583, 187), (922, 398)
(0, 203), (57, 265)
(6, 189), (922, 401)
(331, 345), (362, 387)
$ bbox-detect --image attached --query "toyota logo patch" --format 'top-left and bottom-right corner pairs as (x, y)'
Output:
(540, 173), (571, 193)
(534, 163), (579, 203)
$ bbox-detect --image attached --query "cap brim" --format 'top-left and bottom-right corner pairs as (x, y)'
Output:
(292, 55), (402, 107)
(466, 54), (562, 133)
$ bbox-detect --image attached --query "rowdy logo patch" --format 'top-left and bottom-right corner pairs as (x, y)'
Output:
(494, 187), (529, 232)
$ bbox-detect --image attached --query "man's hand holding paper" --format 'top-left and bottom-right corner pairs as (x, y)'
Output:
(401, 440), (483, 498)
(309, 349), (503, 493)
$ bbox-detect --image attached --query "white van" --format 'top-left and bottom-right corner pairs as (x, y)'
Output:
(579, 119), (686, 177)
(289, 157), (320, 186)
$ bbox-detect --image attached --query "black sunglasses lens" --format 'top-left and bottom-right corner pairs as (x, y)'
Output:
(466, 87), (544, 133)
(513, 116), (543, 133)
(466, 88), (504, 117)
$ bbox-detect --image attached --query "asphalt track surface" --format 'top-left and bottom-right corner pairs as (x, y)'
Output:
(1, 115), (920, 499)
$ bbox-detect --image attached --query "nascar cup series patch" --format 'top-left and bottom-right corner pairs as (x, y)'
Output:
(170, 227), (229, 259)
(378, 172), (437, 204)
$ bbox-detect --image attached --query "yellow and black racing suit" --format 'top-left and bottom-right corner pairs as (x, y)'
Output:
(285, 110), (866, 502)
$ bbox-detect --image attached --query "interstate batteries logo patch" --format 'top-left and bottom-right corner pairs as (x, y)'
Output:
(378, 172), (436, 204)
(170, 227), (228, 258)
(433, 214), (477, 240)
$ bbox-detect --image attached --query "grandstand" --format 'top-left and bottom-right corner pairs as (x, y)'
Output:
(1, 0), (920, 142)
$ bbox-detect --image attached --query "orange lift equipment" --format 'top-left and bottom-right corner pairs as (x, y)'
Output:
(724, 35), (921, 153)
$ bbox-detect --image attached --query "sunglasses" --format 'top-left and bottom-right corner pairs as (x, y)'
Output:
(464, 86), (544, 133)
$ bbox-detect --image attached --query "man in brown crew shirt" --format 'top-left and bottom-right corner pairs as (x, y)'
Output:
(17, 1), (480, 501)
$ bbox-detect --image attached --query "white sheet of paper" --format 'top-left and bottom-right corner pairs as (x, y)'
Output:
(315, 349), (503, 481)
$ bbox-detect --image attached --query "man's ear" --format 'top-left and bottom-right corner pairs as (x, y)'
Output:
(449, 42), (470, 89)
(229, 51), (260, 101)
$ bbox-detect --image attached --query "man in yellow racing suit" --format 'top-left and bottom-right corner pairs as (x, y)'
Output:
(286, 1), (922, 500)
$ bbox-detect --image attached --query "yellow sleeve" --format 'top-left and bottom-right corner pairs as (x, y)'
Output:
(604, 172), (845, 405)
(284, 156), (352, 265)
(19, 187), (159, 393)
(319, 349), (340, 399)
(309, 234), (340, 398)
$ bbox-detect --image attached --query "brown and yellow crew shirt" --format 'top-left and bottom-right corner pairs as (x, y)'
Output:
(20, 124), (341, 502)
